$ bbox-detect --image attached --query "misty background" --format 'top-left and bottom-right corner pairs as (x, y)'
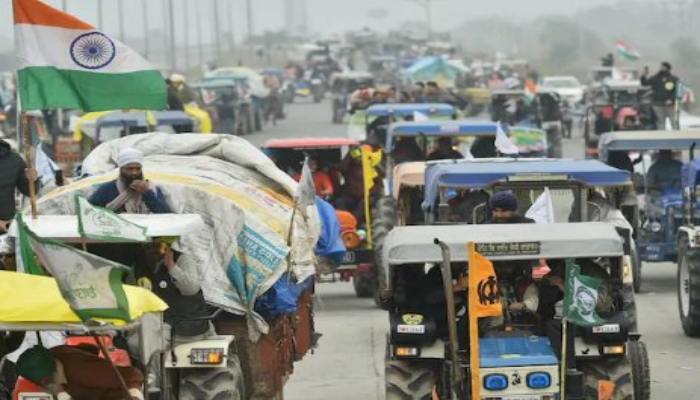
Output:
(2, 0), (700, 90)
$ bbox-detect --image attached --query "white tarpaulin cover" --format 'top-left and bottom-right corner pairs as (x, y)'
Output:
(36, 133), (320, 337)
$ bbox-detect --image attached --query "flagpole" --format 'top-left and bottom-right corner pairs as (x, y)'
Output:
(467, 242), (481, 400)
(90, 333), (133, 400)
(560, 318), (568, 399)
(21, 113), (38, 219)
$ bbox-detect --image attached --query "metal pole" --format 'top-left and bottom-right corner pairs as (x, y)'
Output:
(168, 0), (177, 70)
(61, 0), (67, 11)
(183, 0), (190, 70)
(434, 239), (463, 400)
(246, 0), (253, 44)
(195, 0), (204, 67)
(142, 0), (150, 59)
(227, 0), (235, 52)
(425, 0), (432, 40)
(213, 0), (222, 62)
(97, 0), (104, 30)
(118, 1), (125, 42)
(21, 114), (37, 219)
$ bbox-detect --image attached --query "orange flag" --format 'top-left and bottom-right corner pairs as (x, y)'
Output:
(468, 243), (503, 318)
(467, 242), (503, 400)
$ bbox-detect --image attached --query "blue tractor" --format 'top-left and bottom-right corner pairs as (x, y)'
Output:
(598, 131), (700, 272)
(382, 222), (650, 400)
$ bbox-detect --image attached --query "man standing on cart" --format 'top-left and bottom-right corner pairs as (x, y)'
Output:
(641, 62), (680, 130)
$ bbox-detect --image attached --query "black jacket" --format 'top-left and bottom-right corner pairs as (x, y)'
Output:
(0, 140), (30, 221)
(487, 214), (535, 224)
(641, 71), (678, 104)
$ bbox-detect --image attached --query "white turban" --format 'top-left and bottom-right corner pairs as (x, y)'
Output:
(117, 148), (144, 167)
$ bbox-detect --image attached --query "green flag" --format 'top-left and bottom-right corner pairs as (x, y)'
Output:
(27, 231), (131, 322)
(563, 259), (604, 326)
(15, 213), (45, 276)
(76, 195), (148, 242)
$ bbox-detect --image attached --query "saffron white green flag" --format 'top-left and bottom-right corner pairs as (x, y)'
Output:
(27, 232), (131, 321)
(616, 40), (640, 61)
(13, 0), (166, 111)
(563, 260), (604, 326)
(76, 195), (149, 242)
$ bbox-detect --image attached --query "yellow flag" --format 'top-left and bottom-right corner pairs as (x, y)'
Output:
(467, 242), (503, 400)
(468, 244), (503, 318)
(360, 144), (382, 194)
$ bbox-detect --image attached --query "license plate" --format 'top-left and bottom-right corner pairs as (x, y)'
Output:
(397, 324), (425, 334)
(342, 251), (355, 264)
(593, 324), (620, 333)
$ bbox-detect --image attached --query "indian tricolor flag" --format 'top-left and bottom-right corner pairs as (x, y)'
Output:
(616, 40), (641, 61)
(13, 0), (166, 112)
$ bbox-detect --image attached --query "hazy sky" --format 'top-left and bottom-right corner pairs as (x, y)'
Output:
(0, 0), (641, 50)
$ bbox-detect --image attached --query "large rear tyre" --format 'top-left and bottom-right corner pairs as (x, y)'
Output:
(628, 341), (651, 400)
(580, 356), (634, 400)
(352, 272), (374, 298)
(179, 354), (244, 400)
(622, 283), (638, 332)
(678, 237), (700, 336)
(372, 196), (397, 309)
(385, 359), (436, 400)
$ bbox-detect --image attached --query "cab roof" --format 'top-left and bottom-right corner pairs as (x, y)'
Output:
(365, 103), (456, 117)
(598, 130), (700, 160)
(12, 214), (204, 243)
(383, 222), (624, 265)
(386, 120), (498, 149)
(423, 159), (630, 208)
(263, 137), (359, 149)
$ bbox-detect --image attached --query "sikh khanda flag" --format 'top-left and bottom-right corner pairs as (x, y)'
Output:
(13, 0), (166, 112)
(467, 242), (503, 399)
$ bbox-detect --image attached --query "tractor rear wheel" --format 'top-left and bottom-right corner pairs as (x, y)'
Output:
(628, 340), (651, 400)
(385, 359), (436, 400)
(678, 237), (700, 336)
(352, 272), (374, 298)
(580, 355), (634, 400)
(372, 197), (397, 309)
(179, 354), (244, 400)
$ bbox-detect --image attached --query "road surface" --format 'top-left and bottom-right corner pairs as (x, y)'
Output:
(249, 99), (700, 400)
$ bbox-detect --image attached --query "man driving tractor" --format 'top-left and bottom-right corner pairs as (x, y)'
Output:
(486, 191), (534, 224)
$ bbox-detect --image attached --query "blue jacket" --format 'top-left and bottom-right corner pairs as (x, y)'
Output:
(88, 180), (171, 214)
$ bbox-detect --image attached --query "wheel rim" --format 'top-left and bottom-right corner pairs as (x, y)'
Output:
(681, 253), (691, 318)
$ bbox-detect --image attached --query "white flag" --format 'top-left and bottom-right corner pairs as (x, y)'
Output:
(495, 122), (519, 155)
(413, 111), (430, 122)
(28, 233), (131, 321)
(525, 187), (555, 224)
(76, 195), (149, 242)
(35, 142), (58, 186)
(295, 158), (316, 213)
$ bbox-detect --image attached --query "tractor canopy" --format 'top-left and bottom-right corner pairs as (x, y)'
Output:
(365, 103), (456, 118)
(423, 159), (631, 211)
(382, 222), (623, 267)
(598, 130), (700, 161)
(386, 120), (498, 150)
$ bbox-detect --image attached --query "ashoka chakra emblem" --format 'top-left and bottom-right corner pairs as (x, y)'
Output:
(69, 32), (116, 70)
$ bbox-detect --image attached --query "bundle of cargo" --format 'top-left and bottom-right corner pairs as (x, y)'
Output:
(34, 132), (321, 398)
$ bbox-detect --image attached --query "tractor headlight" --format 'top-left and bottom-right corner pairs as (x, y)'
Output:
(190, 348), (225, 365)
(649, 221), (662, 232)
(483, 373), (508, 391)
(526, 372), (552, 389)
